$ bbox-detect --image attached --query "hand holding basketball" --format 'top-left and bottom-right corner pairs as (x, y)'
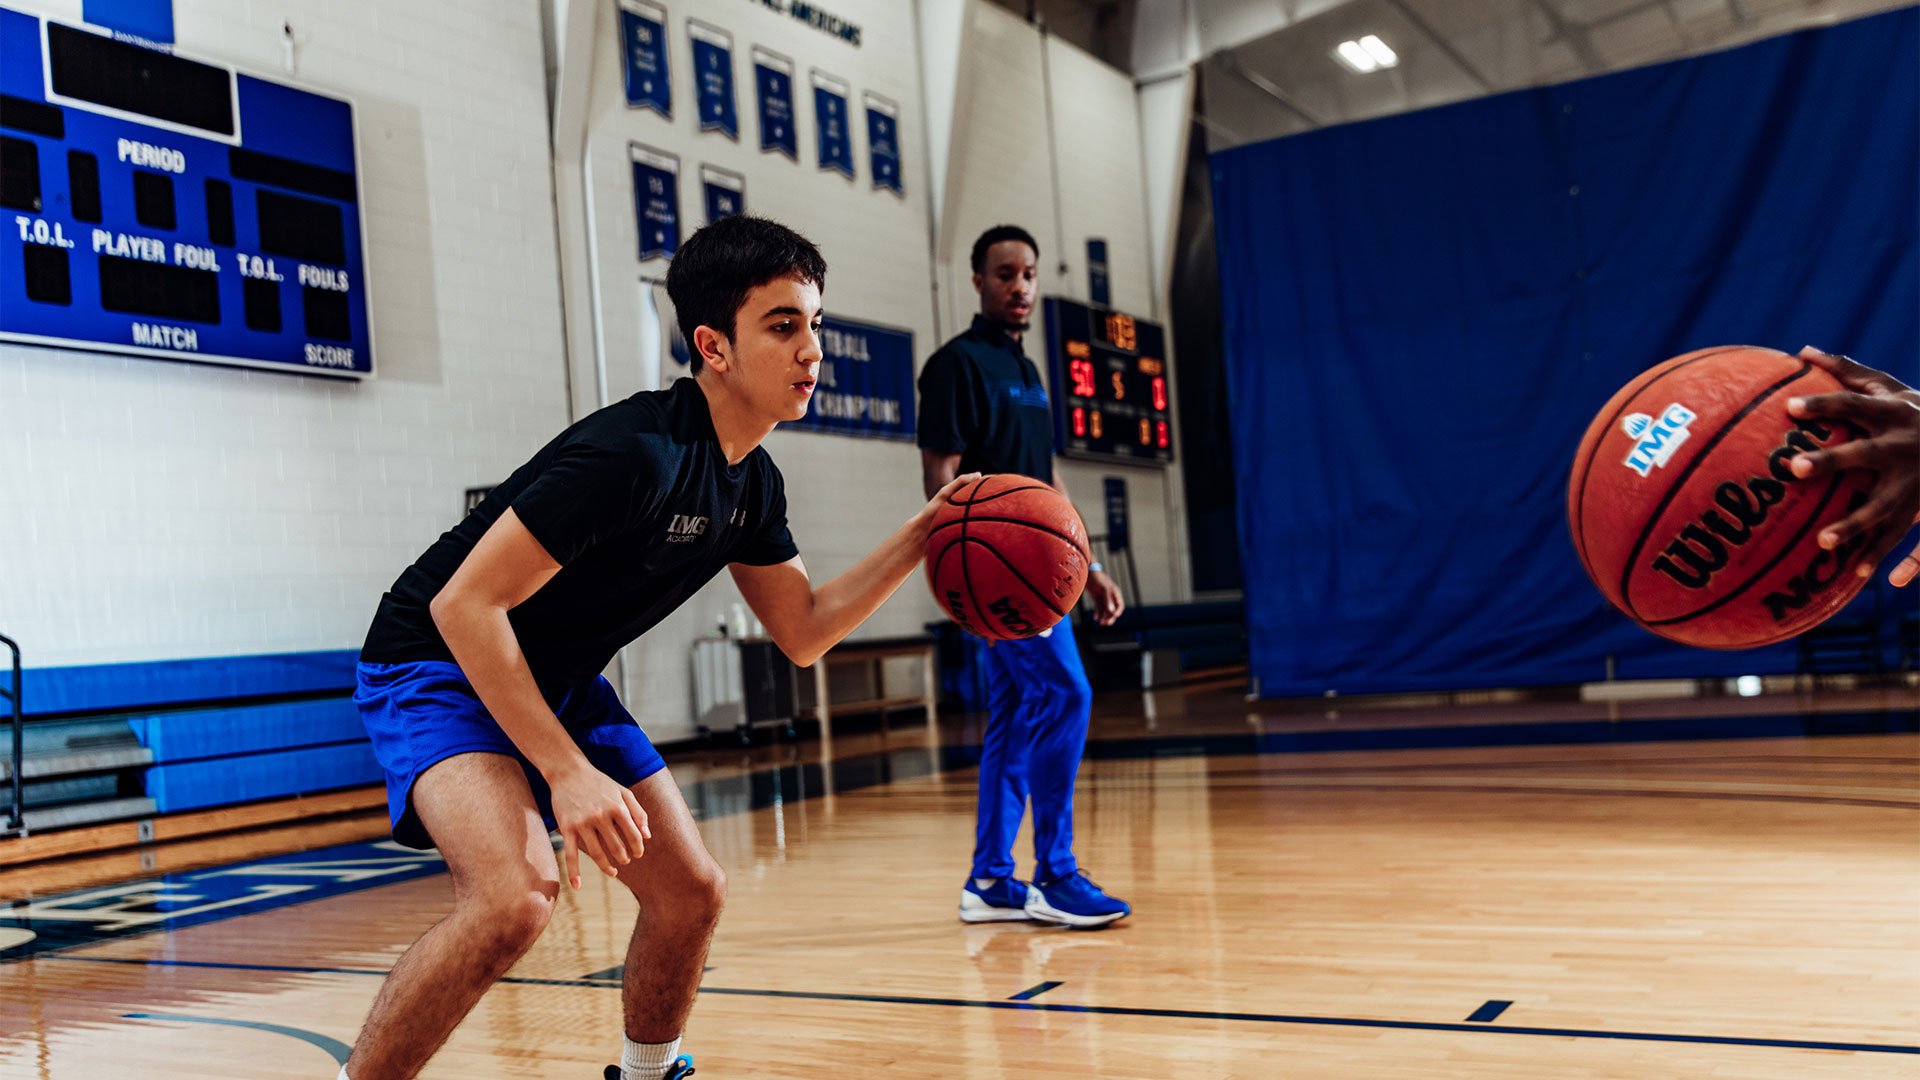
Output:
(1786, 347), (1920, 587)
(925, 474), (1092, 641)
(1568, 345), (1882, 649)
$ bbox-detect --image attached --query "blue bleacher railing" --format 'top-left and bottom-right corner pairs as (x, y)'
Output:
(1, 634), (21, 835)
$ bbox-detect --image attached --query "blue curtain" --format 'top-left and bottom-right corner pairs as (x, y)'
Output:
(1212, 9), (1919, 696)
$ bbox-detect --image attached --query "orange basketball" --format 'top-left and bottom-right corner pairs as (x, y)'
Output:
(1569, 345), (1880, 649)
(926, 474), (1090, 641)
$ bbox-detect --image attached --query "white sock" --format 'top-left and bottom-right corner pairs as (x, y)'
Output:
(622, 1035), (683, 1079)
(337, 1068), (350, 1080)
(973, 877), (997, 889)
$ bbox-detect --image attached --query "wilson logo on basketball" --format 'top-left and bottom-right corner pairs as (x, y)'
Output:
(945, 589), (973, 630)
(988, 596), (1037, 637)
(1620, 404), (1698, 477)
(1649, 417), (1845, 590)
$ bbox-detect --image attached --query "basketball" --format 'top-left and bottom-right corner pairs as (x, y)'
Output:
(1568, 345), (1881, 649)
(926, 474), (1091, 641)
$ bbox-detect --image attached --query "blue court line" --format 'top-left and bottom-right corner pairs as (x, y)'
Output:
(1467, 1000), (1512, 1023)
(1008, 980), (1063, 1001)
(50, 956), (1919, 1057)
(123, 1012), (350, 1064)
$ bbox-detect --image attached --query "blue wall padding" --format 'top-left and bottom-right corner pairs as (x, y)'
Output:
(144, 741), (381, 813)
(1211, 10), (1918, 697)
(20, 651), (360, 717)
(127, 697), (365, 763)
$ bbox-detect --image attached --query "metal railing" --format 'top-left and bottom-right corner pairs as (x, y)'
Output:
(1, 634), (20, 836)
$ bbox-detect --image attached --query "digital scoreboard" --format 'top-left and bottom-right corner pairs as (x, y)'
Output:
(0, 8), (372, 377)
(1043, 297), (1173, 465)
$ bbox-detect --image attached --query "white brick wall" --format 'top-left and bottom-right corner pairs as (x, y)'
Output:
(940, 1), (1186, 606)
(0, 0), (570, 668)
(572, 0), (943, 740)
(0, 0), (1191, 739)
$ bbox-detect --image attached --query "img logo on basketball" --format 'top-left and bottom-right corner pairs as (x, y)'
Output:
(1620, 403), (1697, 477)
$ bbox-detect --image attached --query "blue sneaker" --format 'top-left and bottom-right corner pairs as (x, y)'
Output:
(603, 1055), (695, 1079)
(1026, 871), (1130, 928)
(959, 876), (1038, 922)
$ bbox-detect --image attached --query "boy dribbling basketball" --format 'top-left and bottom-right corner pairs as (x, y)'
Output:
(346, 216), (976, 1079)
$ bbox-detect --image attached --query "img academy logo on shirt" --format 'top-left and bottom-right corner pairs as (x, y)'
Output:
(666, 514), (709, 542)
(1621, 403), (1697, 477)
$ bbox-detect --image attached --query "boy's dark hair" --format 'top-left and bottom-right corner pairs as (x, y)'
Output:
(970, 224), (1039, 274)
(667, 216), (828, 373)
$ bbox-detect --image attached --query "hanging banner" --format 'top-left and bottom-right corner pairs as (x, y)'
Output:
(1103, 476), (1130, 552)
(811, 69), (854, 179)
(785, 315), (916, 441)
(753, 46), (797, 160)
(701, 164), (746, 223)
(618, 0), (671, 117)
(630, 143), (681, 261)
(864, 91), (902, 195)
(1087, 238), (1110, 307)
(688, 19), (737, 138)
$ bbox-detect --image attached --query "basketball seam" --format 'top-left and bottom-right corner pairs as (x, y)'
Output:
(958, 478), (996, 639)
(946, 483), (1054, 507)
(927, 515), (1090, 560)
(949, 536), (1072, 622)
(1616, 360), (1812, 621)
(1572, 346), (1750, 579)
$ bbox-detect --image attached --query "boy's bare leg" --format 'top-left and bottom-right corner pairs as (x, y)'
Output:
(346, 753), (561, 1078)
(614, 769), (727, 1043)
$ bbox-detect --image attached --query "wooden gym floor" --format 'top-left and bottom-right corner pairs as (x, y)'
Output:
(1, 676), (1916, 1078)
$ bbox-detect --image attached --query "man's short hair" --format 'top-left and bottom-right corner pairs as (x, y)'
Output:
(667, 216), (828, 373)
(970, 224), (1039, 275)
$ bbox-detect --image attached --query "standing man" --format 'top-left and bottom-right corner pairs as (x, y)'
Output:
(918, 224), (1131, 929)
(348, 216), (977, 1080)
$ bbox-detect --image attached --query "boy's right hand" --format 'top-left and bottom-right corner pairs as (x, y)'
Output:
(548, 761), (651, 888)
(915, 473), (984, 536)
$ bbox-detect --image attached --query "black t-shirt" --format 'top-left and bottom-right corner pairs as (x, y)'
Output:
(917, 314), (1055, 482)
(361, 378), (799, 691)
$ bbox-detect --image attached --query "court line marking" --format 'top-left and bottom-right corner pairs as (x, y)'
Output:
(123, 1012), (350, 1064)
(1008, 980), (1063, 1001)
(55, 956), (1919, 1057)
(1466, 1000), (1512, 1023)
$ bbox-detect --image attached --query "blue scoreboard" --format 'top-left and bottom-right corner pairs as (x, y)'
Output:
(0, 8), (372, 377)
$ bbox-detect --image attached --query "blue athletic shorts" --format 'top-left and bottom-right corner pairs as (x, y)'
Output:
(354, 660), (667, 849)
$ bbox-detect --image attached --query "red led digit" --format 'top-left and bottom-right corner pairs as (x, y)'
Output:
(1070, 359), (1096, 398)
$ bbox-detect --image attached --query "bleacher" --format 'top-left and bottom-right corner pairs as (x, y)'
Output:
(3, 649), (378, 839)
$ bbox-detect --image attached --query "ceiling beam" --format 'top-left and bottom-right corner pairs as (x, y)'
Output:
(1218, 52), (1327, 128)
(1382, 0), (1495, 93)
(1531, 0), (1606, 73)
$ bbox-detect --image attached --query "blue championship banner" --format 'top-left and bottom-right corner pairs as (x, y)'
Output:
(811, 69), (854, 179)
(630, 143), (680, 260)
(787, 315), (916, 441)
(864, 91), (902, 195)
(701, 163), (745, 223)
(688, 18), (737, 138)
(753, 46), (797, 160)
(618, 0), (671, 117)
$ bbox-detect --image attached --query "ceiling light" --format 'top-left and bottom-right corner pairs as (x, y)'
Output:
(1359, 34), (1398, 68)
(1334, 40), (1378, 73)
